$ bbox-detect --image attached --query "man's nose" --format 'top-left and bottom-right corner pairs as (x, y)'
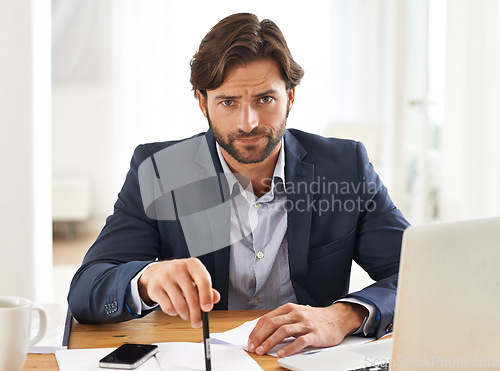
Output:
(238, 104), (259, 133)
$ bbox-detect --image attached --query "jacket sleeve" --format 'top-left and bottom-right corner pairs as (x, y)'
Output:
(68, 144), (163, 323)
(344, 141), (410, 338)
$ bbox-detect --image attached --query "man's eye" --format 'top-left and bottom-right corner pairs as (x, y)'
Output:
(260, 96), (273, 104)
(222, 100), (234, 106)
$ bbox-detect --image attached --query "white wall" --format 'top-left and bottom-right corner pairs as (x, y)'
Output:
(52, 0), (116, 231)
(52, 84), (116, 231)
(325, 0), (396, 183)
(441, 0), (500, 221)
(0, 0), (52, 301)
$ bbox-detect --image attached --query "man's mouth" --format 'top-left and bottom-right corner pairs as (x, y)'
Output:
(235, 136), (264, 144)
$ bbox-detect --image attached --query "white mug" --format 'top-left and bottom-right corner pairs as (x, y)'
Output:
(0, 296), (47, 371)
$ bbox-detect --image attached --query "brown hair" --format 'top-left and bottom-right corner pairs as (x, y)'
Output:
(190, 13), (304, 97)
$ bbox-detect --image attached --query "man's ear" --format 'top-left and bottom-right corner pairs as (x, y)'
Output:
(196, 90), (208, 118)
(287, 87), (296, 112)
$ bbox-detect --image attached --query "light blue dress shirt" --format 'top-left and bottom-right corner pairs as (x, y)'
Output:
(216, 141), (298, 309)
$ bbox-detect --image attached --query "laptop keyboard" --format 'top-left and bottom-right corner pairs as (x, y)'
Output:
(350, 362), (389, 370)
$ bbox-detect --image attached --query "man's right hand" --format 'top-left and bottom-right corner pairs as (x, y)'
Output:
(138, 257), (220, 328)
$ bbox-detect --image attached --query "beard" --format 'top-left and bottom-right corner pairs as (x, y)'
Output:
(207, 106), (289, 164)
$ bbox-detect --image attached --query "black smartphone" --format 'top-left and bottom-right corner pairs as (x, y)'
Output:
(99, 344), (159, 369)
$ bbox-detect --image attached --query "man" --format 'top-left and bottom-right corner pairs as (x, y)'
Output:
(68, 13), (409, 357)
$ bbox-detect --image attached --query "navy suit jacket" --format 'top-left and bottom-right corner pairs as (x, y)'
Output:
(68, 129), (409, 338)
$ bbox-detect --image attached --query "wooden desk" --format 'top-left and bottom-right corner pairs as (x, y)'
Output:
(24, 310), (288, 370)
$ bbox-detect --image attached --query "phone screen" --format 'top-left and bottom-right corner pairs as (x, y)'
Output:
(99, 344), (158, 369)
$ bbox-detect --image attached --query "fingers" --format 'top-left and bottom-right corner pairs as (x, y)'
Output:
(277, 333), (315, 357)
(140, 257), (216, 328)
(248, 303), (299, 354)
(247, 303), (349, 357)
(149, 287), (177, 316)
(249, 302), (298, 337)
(254, 322), (307, 356)
(186, 258), (214, 312)
(169, 270), (201, 326)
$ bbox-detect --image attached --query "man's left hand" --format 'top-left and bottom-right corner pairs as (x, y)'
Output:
(247, 302), (369, 357)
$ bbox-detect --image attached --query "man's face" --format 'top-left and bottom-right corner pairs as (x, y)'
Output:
(197, 59), (295, 164)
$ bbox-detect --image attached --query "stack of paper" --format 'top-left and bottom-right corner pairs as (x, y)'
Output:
(56, 343), (262, 371)
(30, 303), (71, 353)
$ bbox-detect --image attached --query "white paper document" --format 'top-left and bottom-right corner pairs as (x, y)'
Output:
(30, 303), (71, 353)
(56, 343), (262, 371)
(155, 342), (262, 371)
(210, 317), (374, 357)
(55, 347), (162, 371)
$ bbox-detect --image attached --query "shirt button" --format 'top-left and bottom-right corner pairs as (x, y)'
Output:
(256, 251), (264, 259)
(254, 202), (261, 209)
(253, 298), (260, 306)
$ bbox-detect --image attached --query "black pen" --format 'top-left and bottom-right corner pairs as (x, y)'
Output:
(202, 310), (211, 371)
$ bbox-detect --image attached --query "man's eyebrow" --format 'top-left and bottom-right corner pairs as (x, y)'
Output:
(213, 89), (279, 100)
(214, 94), (242, 100)
(253, 89), (278, 98)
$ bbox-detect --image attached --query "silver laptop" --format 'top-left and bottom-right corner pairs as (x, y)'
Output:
(279, 217), (500, 370)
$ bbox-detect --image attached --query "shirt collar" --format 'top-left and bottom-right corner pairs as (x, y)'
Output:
(216, 139), (286, 198)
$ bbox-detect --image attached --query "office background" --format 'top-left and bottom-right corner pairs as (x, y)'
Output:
(1, 0), (499, 305)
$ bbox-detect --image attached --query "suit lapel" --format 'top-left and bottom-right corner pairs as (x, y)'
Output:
(196, 131), (230, 309)
(284, 131), (315, 304)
